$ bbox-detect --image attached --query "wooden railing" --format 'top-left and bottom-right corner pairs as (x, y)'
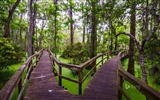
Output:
(117, 51), (160, 100)
(0, 49), (43, 100)
(48, 49), (110, 94)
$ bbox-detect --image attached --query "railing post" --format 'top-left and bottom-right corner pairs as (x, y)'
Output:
(36, 53), (38, 65)
(27, 58), (32, 79)
(118, 75), (124, 100)
(18, 78), (23, 99)
(94, 60), (96, 74)
(78, 71), (82, 95)
(102, 55), (104, 65)
(18, 79), (22, 93)
(59, 66), (62, 86)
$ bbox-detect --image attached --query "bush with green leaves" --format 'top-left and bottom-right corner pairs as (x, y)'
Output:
(0, 38), (24, 71)
(61, 42), (89, 64)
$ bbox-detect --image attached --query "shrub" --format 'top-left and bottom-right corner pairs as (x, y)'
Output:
(12, 45), (25, 63)
(0, 38), (24, 71)
(61, 42), (90, 64)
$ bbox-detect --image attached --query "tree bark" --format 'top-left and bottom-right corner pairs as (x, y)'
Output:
(19, 14), (23, 48)
(28, 0), (34, 57)
(128, 1), (136, 75)
(33, 3), (36, 52)
(39, 20), (45, 49)
(82, 23), (85, 43)
(82, 3), (85, 43)
(69, 1), (74, 44)
(90, 1), (97, 59)
(114, 36), (118, 51)
(54, 0), (58, 56)
(3, 0), (21, 38)
(139, 49), (147, 83)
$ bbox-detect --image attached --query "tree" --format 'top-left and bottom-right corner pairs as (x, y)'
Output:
(90, 0), (97, 59)
(82, 3), (86, 43)
(117, 0), (160, 83)
(69, 0), (74, 44)
(3, 0), (21, 38)
(28, 0), (34, 56)
(53, 0), (58, 56)
(128, 1), (136, 75)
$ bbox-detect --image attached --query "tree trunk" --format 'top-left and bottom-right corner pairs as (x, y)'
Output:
(19, 13), (23, 48)
(82, 23), (85, 43)
(28, 0), (34, 57)
(3, 0), (21, 38)
(36, 25), (38, 51)
(90, 1), (97, 59)
(139, 49), (148, 83)
(54, 0), (58, 56)
(82, 3), (85, 43)
(39, 19), (45, 49)
(69, 1), (74, 44)
(114, 36), (117, 51)
(128, 1), (136, 75)
(32, 3), (36, 52)
(110, 33), (113, 53)
(12, 29), (14, 42)
(145, 0), (149, 35)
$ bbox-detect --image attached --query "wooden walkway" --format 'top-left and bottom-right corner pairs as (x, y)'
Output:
(24, 50), (72, 100)
(73, 57), (118, 100)
(24, 50), (118, 100)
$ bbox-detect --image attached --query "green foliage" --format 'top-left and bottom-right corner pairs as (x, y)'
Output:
(144, 35), (160, 84)
(0, 38), (16, 70)
(12, 45), (25, 63)
(151, 64), (160, 84)
(61, 42), (89, 64)
(145, 36), (160, 62)
(0, 38), (24, 71)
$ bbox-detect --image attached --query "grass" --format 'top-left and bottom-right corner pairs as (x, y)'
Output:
(55, 54), (106, 94)
(0, 62), (23, 89)
(0, 61), (30, 100)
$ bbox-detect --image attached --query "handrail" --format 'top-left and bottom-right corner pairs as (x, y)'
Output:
(0, 49), (44, 100)
(117, 51), (160, 100)
(79, 52), (109, 69)
(48, 49), (111, 94)
(49, 51), (81, 71)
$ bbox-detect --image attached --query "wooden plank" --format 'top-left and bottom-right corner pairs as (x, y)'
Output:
(24, 50), (72, 100)
(82, 57), (119, 100)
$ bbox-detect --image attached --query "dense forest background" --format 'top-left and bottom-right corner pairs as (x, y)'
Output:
(0, 0), (160, 91)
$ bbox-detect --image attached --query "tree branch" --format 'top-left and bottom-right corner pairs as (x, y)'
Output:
(117, 32), (141, 51)
(142, 16), (160, 48)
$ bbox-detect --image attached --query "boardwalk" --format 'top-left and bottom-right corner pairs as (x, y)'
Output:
(73, 57), (118, 100)
(24, 50), (118, 100)
(82, 57), (118, 99)
(24, 50), (72, 100)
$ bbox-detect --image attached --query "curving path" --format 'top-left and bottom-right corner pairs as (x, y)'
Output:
(24, 50), (118, 100)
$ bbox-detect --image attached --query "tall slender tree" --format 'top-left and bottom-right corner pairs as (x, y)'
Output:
(128, 1), (136, 75)
(3, 0), (21, 38)
(54, 0), (58, 56)
(90, 0), (97, 59)
(28, 0), (34, 56)
(82, 3), (85, 43)
(69, 0), (74, 44)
